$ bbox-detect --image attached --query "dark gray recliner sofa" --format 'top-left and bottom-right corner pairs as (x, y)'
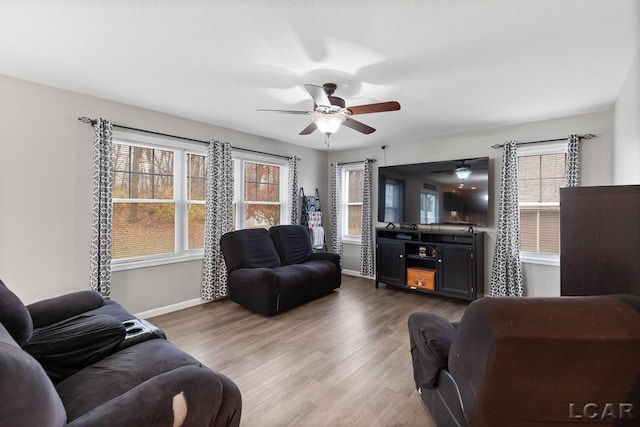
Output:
(0, 279), (242, 427)
(220, 225), (341, 315)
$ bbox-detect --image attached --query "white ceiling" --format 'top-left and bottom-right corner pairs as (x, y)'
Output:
(1, 1), (638, 151)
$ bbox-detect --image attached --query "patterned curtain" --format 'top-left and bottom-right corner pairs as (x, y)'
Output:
(89, 118), (113, 298)
(359, 159), (374, 277)
(565, 134), (581, 187)
(490, 141), (524, 297)
(288, 156), (299, 224)
(202, 140), (233, 300)
(329, 162), (343, 262)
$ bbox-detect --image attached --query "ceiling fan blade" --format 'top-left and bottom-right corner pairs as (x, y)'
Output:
(299, 122), (317, 135)
(348, 101), (401, 115)
(342, 117), (376, 134)
(304, 84), (331, 107)
(257, 109), (310, 114)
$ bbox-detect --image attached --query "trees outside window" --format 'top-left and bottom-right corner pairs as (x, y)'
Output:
(112, 141), (206, 262)
(187, 153), (206, 250)
(233, 158), (286, 229)
(111, 140), (287, 265)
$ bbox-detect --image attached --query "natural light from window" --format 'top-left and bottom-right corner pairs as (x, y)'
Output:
(518, 144), (567, 261)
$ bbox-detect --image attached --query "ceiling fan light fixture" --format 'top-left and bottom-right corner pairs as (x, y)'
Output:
(455, 166), (472, 180)
(313, 114), (345, 136)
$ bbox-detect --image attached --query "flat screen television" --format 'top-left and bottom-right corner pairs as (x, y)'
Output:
(377, 157), (490, 226)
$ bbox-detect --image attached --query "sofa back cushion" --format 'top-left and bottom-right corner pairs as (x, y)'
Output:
(449, 295), (640, 426)
(269, 225), (313, 265)
(0, 323), (67, 426)
(220, 228), (281, 272)
(0, 279), (33, 347)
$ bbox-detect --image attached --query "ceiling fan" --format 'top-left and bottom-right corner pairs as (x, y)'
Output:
(258, 83), (401, 144)
(432, 159), (474, 180)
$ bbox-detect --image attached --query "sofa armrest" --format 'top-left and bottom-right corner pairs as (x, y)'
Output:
(67, 366), (241, 427)
(308, 251), (341, 282)
(27, 291), (105, 328)
(408, 312), (457, 389)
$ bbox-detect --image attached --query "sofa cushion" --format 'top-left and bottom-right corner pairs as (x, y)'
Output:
(0, 323), (67, 426)
(272, 265), (312, 312)
(24, 314), (126, 383)
(300, 260), (339, 298)
(56, 338), (202, 422)
(269, 225), (313, 265)
(0, 279), (33, 347)
(221, 228), (281, 271)
(227, 268), (280, 316)
(408, 312), (456, 389)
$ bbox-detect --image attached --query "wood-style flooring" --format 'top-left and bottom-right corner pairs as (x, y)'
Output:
(150, 275), (468, 427)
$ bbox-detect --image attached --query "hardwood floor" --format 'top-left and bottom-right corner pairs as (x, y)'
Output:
(150, 275), (468, 427)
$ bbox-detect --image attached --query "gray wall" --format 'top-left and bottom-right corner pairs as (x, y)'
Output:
(0, 74), (328, 313)
(613, 45), (640, 185)
(329, 110), (614, 296)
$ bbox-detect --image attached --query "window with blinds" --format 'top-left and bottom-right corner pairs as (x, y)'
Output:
(343, 167), (364, 237)
(518, 151), (565, 254)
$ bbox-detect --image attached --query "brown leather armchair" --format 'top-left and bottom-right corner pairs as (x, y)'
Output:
(408, 294), (640, 427)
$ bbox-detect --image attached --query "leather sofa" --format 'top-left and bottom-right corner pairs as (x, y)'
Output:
(220, 225), (341, 315)
(408, 294), (640, 427)
(0, 279), (242, 426)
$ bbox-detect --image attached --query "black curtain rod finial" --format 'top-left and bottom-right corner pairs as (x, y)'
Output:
(78, 116), (96, 125)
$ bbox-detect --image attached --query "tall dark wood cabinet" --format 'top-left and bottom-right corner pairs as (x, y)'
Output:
(560, 185), (640, 297)
(375, 228), (484, 301)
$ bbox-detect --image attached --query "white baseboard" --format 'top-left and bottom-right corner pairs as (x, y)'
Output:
(342, 269), (375, 280)
(135, 298), (204, 319)
(135, 271), (373, 319)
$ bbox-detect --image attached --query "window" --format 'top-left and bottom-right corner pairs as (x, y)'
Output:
(343, 166), (364, 239)
(419, 189), (438, 224)
(112, 138), (207, 265)
(186, 153), (207, 250)
(518, 144), (567, 258)
(232, 156), (287, 229)
(383, 178), (404, 223)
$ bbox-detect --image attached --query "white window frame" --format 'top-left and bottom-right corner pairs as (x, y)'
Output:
(342, 164), (364, 244)
(232, 151), (288, 230)
(383, 177), (404, 223)
(419, 188), (438, 224)
(111, 131), (207, 271)
(517, 142), (567, 266)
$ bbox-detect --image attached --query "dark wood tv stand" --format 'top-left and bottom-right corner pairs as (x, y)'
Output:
(375, 227), (484, 301)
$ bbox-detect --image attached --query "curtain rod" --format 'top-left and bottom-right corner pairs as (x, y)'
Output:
(338, 159), (377, 166)
(491, 133), (595, 149)
(78, 117), (297, 161)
